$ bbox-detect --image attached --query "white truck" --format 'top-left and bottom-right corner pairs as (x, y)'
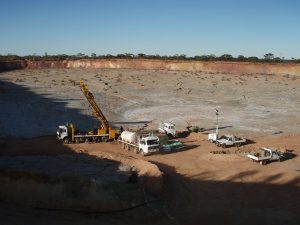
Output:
(247, 147), (285, 165)
(119, 131), (160, 156)
(158, 122), (176, 138)
(215, 135), (246, 148)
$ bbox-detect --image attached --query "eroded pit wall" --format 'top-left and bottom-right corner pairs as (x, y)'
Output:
(1, 59), (300, 75)
(0, 61), (27, 71)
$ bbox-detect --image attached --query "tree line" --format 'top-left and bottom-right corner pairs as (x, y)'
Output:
(0, 52), (299, 63)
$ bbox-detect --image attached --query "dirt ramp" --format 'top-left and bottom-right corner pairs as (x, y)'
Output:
(0, 154), (162, 212)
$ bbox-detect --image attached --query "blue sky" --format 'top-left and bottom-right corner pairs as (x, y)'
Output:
(0, 0), (299, 58)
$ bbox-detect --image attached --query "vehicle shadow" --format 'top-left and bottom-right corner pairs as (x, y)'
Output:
(177, 130), (191, 138)
(200, 125), (233, 132)
(282, 149), (297, 161)
(111, 120), (152, 125)
(245, 139), (256, 145)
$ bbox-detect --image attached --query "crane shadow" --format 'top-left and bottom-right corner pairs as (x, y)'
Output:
(111, 121), (152, 125)
(200, 125), (233, 133)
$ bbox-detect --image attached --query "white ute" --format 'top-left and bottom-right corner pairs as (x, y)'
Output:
(159, 122), (176, 138)
(215, 135), (246, 148)
(216, 134), (247, 148)
(119, 131), (160, 156)
(247, 147), (285, 165)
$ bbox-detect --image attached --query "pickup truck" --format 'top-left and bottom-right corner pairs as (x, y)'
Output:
(247, 147), (285, 165)
(216, 135), (246, 148)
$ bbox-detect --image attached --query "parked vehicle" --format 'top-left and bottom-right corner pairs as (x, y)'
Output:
(158, 122), (176, 138)
(215, 135), (246, 148)
(247, 147), (285, 165)
(118, 131), (160, 156)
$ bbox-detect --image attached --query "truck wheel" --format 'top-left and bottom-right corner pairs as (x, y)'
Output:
(222, 143), (226, 148)
(167, 133), (173, 139)
(74, 137), (80, 144)
(141, 151), (145, 156)
(235, 143), (241, 147)
(125, 144), (129, 151)
(134, 148), (139, 154)
(63, 138), (70, 144)
(260, 160), (266, 165)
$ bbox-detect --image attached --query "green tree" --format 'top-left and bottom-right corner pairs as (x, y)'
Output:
(219, 54), (233, 60)
(264, 53), (274, 60)
(247, 56), (259, 62)
(137, 53), (146, 58)
(237, 55), (246, 61)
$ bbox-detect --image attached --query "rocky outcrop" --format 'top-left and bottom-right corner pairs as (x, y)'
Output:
(1, 59), (300, 75)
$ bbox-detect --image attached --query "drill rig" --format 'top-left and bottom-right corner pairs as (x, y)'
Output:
(57, 80), (118, 144)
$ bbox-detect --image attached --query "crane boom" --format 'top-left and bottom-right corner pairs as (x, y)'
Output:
(79, 80), (110, 130)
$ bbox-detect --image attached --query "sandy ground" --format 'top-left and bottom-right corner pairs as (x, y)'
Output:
(0, 134), (299, 225)
(0, 68), (300, 224)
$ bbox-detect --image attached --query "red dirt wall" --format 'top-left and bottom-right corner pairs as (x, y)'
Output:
(1, 59), (300, 75)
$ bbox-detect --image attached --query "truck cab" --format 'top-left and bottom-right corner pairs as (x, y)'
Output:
(57, 125), (72, 143)
(138, 135), (160, 155)
(159, 122), (176, 138)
